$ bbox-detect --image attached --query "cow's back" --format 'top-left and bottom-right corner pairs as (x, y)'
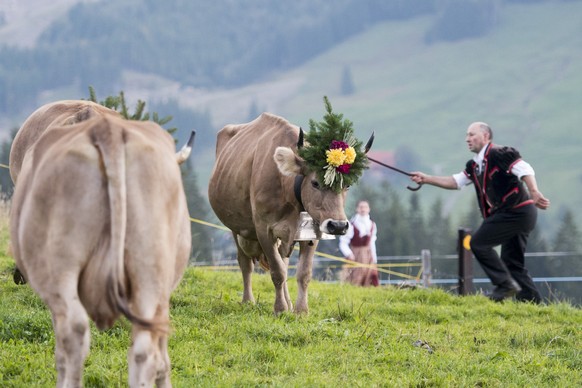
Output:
(9, 100), (118, 183)
(208, 113), (299, 235)
(11, 115), (190, 328)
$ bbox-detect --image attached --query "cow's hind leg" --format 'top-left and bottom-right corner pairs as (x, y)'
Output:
(282, 256), (293, 311)
(47, 277), (90, 388)
(129, 328), (169, 387)
(235, 233), (256, 303)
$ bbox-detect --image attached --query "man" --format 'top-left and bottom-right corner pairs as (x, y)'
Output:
(339, 200), (379, 287)
(411, 122), (550, 303)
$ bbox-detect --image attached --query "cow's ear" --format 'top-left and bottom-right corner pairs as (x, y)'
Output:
(274, 146), (304, 176)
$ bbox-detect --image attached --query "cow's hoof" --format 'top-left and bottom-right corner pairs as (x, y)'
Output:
(294, 305), (309, 315)
(13, 268), (27, 285)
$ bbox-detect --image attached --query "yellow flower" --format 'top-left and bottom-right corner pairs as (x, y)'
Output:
(344, 146), (356, 164)
(326, 148), (346, 167)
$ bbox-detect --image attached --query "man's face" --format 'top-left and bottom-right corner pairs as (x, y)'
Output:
(465, 125), (489, 154)
(356, 201), (370, 216)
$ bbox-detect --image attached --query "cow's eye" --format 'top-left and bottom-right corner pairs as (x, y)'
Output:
(311, 180), (320, 189)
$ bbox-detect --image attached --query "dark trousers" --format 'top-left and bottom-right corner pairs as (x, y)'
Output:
(470, 204), (541, 301)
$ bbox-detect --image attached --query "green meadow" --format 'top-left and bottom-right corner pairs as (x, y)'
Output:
(1, 208), (580, 387)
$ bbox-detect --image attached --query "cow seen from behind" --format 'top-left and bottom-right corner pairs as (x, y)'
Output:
(10, 100), (193, 387)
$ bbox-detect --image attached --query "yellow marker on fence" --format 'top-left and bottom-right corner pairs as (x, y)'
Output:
(463, 235), (472, 251)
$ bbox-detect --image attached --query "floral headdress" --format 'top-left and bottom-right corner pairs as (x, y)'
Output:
(298, 96), (368, 193)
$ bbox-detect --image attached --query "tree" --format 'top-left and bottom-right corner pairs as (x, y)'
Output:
(426, 196), (455, 256)
(425, 0), (499, 44)
(246, 99), (259, 122)
(181, 159), (214, 263)
(547, 208), (582, 303)
(340, 65), (355, 96)
(382, 190), (414, 255)
(460, 201), (482, 232)
(87, 86), (177, 137)
(408, 194), (426, 249)
(552, 209), (581, 253)
(0, 128), (17, 198)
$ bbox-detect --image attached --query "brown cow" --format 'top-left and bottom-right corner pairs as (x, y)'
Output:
(10, 101), (192, 387)
(208, 113), (352, 314)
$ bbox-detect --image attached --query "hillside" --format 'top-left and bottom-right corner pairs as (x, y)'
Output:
(132, 1), (581, 236)
(0, 0), (581, 236)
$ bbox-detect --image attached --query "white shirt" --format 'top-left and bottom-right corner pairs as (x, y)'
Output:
(338, 214), (378, 263)
(452, 143), (535, 189)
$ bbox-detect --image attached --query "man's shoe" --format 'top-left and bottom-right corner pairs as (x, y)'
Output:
(516, 290), (542, 304)
(488, 280), (521, 302)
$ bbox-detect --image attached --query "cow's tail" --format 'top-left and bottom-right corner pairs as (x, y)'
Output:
(91, 119), (153, 330)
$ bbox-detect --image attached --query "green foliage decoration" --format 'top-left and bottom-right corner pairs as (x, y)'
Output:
(298, 96), (368, 193)
(87, 86), (177, 137)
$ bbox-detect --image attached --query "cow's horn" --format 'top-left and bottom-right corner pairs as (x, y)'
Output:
(297, 127), (304, 149)
(176, 130), (196, 164)
(364, 131), (375, 154)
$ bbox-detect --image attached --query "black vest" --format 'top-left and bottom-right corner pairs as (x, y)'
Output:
(464, 144), (532, 218)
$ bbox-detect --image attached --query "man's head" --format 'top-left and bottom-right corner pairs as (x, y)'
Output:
(465, 122), (492, 154)
(355, 200), (370, 216)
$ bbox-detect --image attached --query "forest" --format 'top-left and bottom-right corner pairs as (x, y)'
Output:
(0, 0), (551, 116)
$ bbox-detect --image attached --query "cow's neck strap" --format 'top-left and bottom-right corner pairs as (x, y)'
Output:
(294, 175), (305, 211)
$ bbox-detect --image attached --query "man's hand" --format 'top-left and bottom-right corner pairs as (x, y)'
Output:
(346, 253), (355, 261)
(410, 172), (458, 190)
(410, 172), (427, 185)
(531, 190), (550, 210)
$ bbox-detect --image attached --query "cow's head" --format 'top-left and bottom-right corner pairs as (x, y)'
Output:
(274, 145), (349, 235)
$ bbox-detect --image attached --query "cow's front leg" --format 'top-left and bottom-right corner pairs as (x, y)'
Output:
(257, 234), (290, 314)
(295, 240), (317, 314)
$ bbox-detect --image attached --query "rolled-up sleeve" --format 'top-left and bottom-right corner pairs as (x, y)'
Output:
(452, 172), (471, 189)
(510, 160), (535, 179)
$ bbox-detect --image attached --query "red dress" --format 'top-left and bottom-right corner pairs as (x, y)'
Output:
(344, 224), (379, 287)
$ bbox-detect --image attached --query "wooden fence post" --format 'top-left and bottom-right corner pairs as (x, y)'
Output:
(458, 228), (474, 295)
(421, 249), (431, 288)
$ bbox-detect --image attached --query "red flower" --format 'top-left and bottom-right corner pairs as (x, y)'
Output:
(336, 164), (351, 174)
(330, 140), (349, 150)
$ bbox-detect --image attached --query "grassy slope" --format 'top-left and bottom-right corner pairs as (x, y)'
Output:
(207, 1), (579, 236)
(1, 210), (580, 387)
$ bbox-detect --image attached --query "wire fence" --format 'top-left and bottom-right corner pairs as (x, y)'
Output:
(195, 250), (582, 305)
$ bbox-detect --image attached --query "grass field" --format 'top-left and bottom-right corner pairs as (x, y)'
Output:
(1, 205), (580, 387)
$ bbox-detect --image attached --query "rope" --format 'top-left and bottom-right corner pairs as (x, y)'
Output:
(1, 162), (421, 280)
(188, 217), (421, 280)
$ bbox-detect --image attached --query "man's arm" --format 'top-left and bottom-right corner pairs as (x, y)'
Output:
(410, 172), (459, 190)
(511, 160), (550, 210)
(521, 175), (550, 210)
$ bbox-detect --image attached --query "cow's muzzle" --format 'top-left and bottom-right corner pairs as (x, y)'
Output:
(320, 219), (349, 235)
